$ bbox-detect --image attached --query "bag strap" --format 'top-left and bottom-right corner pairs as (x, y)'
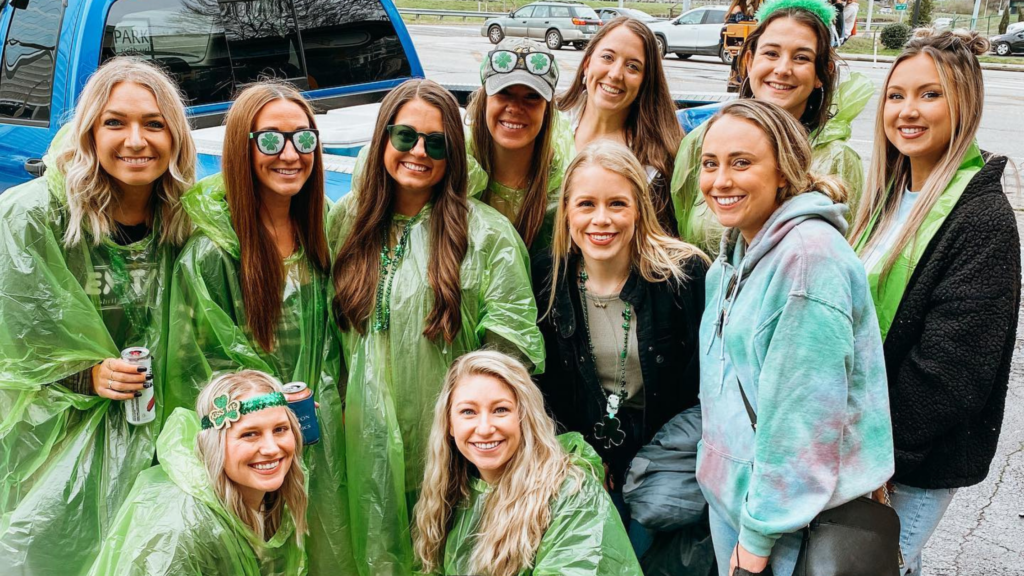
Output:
(737, 378), (757, 433)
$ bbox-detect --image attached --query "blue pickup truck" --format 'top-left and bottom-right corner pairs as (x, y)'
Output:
(0, 0), (426, 196)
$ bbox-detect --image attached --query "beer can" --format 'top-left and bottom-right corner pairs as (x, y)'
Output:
(283, 382), (320, 445)
(121, 346), (155, 425)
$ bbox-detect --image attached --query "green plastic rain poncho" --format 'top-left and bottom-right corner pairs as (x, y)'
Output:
(88, 408), (305, 575)
(671, 72), (873, 256)
(0, 144), (176, 575)
(466, 109), (576, 254)
(327, 183), (545, 576)
(162, 174), (355, 575)
(434, 433), (642, 576)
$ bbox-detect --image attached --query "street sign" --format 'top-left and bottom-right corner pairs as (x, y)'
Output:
(895, 0), (908, 11)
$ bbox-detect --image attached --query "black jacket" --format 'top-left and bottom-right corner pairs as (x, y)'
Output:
(532, 252), (707, 484)
(885, 155), (1020, 489)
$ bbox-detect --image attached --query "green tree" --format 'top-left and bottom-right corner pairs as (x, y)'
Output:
(999, 2), (1009, 32)
(918, 0), (934, 25)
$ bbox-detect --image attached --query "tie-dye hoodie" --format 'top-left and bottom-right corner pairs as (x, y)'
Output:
(696, 192), (894, 557)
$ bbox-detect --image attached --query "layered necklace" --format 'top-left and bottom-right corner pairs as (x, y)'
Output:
(372, 214), (420, 332)
(577, 266), (632, 449)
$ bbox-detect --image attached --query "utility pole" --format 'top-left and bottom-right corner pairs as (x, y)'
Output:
(911, 0), (922, 27)
(971, 0), (982, 28)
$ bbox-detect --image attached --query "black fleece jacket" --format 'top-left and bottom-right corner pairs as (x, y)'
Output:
(885, 155), (1020, 489)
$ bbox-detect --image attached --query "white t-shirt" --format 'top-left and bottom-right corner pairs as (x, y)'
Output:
(843, 4), (859, 38)
(861, 188), (920, 272)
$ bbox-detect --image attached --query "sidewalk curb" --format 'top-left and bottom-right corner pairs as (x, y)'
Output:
(838, 51), (1024, 72)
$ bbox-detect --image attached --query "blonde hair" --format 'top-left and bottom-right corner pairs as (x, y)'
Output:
(850, 29), (989, 280)
(55, 57), (195, 246)
(195, 370), (307, 543)
(546, 140), (708, 317)
(706, 100), (848, 206)
(413, 350), (586, 576)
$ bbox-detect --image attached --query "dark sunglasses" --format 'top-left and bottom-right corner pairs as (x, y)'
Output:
(249, 129), (319, 156)
(385, 124), (447, 160)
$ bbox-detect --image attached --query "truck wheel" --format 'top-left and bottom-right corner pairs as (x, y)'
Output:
(488, 25), (504, 44)
(995, 42), (1010, 56)
(719, 45), (733, 64)
(573, 41), (587, 50)
(546, 29), (563, 50)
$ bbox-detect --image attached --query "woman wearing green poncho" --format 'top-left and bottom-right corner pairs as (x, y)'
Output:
(671, 0), (871, 254)
(466, 38), (574, 254)
(90, 371), (308, 575)
(330, 79), (544, 576)
(413, 350), (641, 576)
(163, 82), (355, 574)
(0, 58), (194, 575)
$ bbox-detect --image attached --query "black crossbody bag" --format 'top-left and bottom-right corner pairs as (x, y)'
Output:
(736, 379), (903, 576)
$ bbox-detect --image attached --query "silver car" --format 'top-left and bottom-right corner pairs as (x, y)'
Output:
(647, 5), (731, 62)
(481, 1), (603, 50)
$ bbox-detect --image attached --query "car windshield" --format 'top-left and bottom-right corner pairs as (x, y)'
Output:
(622, 8), (657, 21)
(573, 6), (600, 19)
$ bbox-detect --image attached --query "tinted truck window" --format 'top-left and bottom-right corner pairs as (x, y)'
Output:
(0, 0), (65, 123)
(101, 0), (411, 107)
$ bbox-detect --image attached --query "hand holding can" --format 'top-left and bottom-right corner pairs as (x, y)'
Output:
(283, 382), (320, 445)
(121, 347), (156, 425)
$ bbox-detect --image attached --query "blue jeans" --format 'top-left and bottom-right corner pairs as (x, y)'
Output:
(889, 483), (958, 575)
(708, 505), (802, 576)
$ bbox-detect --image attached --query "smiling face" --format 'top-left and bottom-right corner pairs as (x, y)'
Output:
(92, 82), (173, 197)
(250, 99), (315, 201)
(222, 395), (297, 509)
(883, 54), (953, 185)
(583, 26), (645, 119)
(486, 85), (547, 153)
(449, 374), (522, 484)
(699, 115), (787, 243)
(383, 98), (448, 196)
(566, 164), (637, 269)
(746, 17), (823, 120)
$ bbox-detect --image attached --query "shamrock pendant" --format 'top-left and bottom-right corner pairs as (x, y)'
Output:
(594, 416), (626, 449)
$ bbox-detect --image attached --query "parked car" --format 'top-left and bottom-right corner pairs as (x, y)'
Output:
(1008, 21), (1024, 35)
(595, 7), (660, 24)
(480, 1), (603, 50)
(0, 0), (424, 197)
(932, 17), (953, 31)
(647, 5), (732, 62)
(990, 28), (1024, 56)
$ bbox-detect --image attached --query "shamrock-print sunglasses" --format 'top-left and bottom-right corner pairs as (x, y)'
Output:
(249, 129), (320, 156)
(488, 50), (553, 76)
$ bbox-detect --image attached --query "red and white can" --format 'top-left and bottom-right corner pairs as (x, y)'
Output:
(122, 346), (155, 425)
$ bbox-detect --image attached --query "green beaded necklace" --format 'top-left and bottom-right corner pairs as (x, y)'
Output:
(373, 214), (420, 332)
(578, 266), (632, 449)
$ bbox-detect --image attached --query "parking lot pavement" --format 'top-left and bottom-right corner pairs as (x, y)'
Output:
(410, 23), (1024, 574)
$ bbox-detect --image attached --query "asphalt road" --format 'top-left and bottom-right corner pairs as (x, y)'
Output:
(408, 23), (1024, 575)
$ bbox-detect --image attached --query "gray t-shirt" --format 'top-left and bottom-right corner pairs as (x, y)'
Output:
(585, 293), (644, 410)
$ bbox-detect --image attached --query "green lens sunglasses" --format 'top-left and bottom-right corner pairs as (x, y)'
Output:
(385, 124), (447, 160)
(250, 129), (319, 156)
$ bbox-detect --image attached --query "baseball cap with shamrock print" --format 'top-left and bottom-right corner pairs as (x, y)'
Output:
(482, 38), (559, 102)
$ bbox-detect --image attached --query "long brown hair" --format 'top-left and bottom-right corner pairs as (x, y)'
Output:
(737, 8), (840, 136)
(332, 80), (469, 343)
(467, 86), (555, 248)
(556, 17), (683, 228)
(222, 82), (329, 352)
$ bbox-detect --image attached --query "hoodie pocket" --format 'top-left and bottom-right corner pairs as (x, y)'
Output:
(696, 439), (755, 526)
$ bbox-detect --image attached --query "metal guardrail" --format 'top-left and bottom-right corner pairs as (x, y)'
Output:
(398, 8), (506, 21)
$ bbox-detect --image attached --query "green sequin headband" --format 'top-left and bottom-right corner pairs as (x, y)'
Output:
(756, 0), (837, 27)
(200, 392), (287, 430)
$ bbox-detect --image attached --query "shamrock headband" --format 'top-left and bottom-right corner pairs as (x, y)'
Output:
(200, 392), (288, 430)
(756, 0), (837, 27)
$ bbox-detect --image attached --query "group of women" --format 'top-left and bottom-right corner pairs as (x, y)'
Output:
(0, 0), (1018, 574)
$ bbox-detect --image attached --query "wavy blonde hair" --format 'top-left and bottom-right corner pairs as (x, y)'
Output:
(196, 370), (307, 544)
(413, 350), (586, 576)
(547, 140), (708, 317)
(55, 56), (195, 246)
(850, 29), (989, 281)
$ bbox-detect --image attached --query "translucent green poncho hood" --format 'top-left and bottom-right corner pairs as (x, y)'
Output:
(89, 408), (306, 575)
(328, 190), (544, 576)
(671, 72), (873, 255)
(164, 173), (356, 574)
(0, 129), (176, 575)
(434, 433), (642, 576)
